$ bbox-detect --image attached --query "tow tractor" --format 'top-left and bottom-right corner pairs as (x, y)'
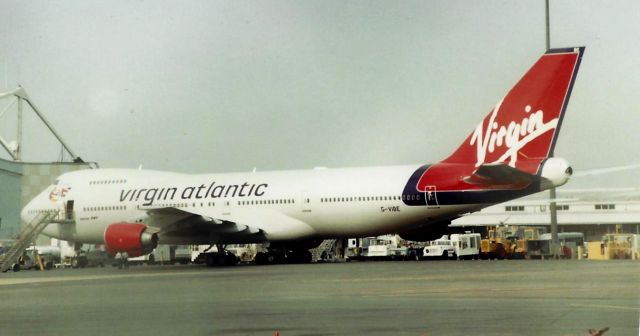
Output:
(481, 226), (546, 259)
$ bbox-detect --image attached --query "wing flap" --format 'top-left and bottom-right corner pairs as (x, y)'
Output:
(139, 205), (314, 242)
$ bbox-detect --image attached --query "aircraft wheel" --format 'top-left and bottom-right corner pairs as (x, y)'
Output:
(255, 252), (276, 265)
(288, 250), (311, 264)
(223, 253), (238, 266)
(205, 253), (216, 267)
(255, 252), (267, 265)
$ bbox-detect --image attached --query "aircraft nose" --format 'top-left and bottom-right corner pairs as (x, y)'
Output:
(21, 188), (47, 223)
(21, 203), (32, 223)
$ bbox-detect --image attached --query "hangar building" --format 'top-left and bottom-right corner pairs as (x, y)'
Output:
(0, 158), (93, 238)
(0, 87), (95, 240)
(452, 190), (640, 241)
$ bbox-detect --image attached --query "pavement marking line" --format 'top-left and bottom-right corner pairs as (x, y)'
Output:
(322, 270), (575, 283)
(569, 303), (640, 312)
(0, 269), (262, 286)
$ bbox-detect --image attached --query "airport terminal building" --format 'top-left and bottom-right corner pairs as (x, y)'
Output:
(452, 191), (640, 241)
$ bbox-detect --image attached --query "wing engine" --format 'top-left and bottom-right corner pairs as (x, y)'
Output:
(104, 223), (159, 257)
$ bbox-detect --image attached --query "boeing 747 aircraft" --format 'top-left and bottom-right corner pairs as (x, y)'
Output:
(21, 47), (584, 265)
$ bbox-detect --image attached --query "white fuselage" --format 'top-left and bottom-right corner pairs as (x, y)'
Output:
(22, 165), (478, 245)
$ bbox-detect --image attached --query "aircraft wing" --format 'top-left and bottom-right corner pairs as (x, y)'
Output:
(463, 163), (538, 189)
(138, 205), (315, 243)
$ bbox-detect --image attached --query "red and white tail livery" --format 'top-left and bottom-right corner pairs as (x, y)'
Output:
(21, 47), (584, 263)
(403, 47), (582, 207)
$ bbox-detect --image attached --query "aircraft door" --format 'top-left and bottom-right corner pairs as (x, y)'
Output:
(424, 185), (439, 207)
(222, 199), (231, 216)
(301, 191), (312, 213)
(65, 200), (75, 220)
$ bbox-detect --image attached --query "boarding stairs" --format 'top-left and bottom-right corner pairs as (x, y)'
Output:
(0, 210), (59, 272)
(310, 239), (336, 262)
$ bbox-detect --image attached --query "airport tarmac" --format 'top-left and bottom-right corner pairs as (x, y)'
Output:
(0, 260), (638, 336)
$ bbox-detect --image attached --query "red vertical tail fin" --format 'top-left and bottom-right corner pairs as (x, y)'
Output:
(404, 48), (584, 202)
(443, 47), (584, 174)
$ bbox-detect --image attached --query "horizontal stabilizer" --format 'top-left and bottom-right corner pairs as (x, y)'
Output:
(463, 163), (537, 189)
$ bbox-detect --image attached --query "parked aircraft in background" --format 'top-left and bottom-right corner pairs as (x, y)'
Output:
(21, 47), (584, 265)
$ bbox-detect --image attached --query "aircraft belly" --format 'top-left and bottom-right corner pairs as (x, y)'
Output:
(297, 204), (468, 238)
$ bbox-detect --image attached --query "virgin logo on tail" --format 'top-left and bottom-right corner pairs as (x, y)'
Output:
(403, 47), (584, 201)
(441, 47), (584, 175)
(470, 99), (558, 168)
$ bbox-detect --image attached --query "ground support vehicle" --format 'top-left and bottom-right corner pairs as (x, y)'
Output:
(526, 232), (585, 259)
(512, 227), (546, 258)
(449, 233), (481, 259)
(172, 245), (192, 264)
(346, 235), (413, 261)
(227, 244), (258, 263)
(11, 252), (38, 271)
(588, 233), (639, 260)
(423, 235), (455, 259)
(128, 245), (173, 265)
(423, 233), (480, 260)
(193, 245), (239, 266)
(481, 226), (546, 259)
(480, 227), (513, 259)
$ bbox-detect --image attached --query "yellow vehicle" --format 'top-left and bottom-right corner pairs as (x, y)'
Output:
(514, 227), (545, 256)
(600, 233), (638, 260)
(481, 226), (546, 259)
(480, 226), (511, 259)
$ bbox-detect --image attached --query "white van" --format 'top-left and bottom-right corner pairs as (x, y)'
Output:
(449, 233), (481, 259)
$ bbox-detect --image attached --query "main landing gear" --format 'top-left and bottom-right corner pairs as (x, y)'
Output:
(254, 249), (312, 265)
(198, 241), (319, 266)
(254, 242), (317, 265)
(200, 244), (239, 267)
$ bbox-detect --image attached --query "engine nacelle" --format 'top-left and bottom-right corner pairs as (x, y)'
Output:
(104, 223), (158, 257)
(540, 157), (573, 189)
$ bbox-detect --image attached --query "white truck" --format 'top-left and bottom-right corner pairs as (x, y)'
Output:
(366, 235), (409, 260)
(423, 235), (455, 259)
(346, 235), (414, 261)
(423, 233), (481, 260)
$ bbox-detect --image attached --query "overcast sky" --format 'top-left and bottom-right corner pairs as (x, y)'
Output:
(0, 0), (638, 188)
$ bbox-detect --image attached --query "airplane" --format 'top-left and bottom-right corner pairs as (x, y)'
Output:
(21, 47), (584, 265)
